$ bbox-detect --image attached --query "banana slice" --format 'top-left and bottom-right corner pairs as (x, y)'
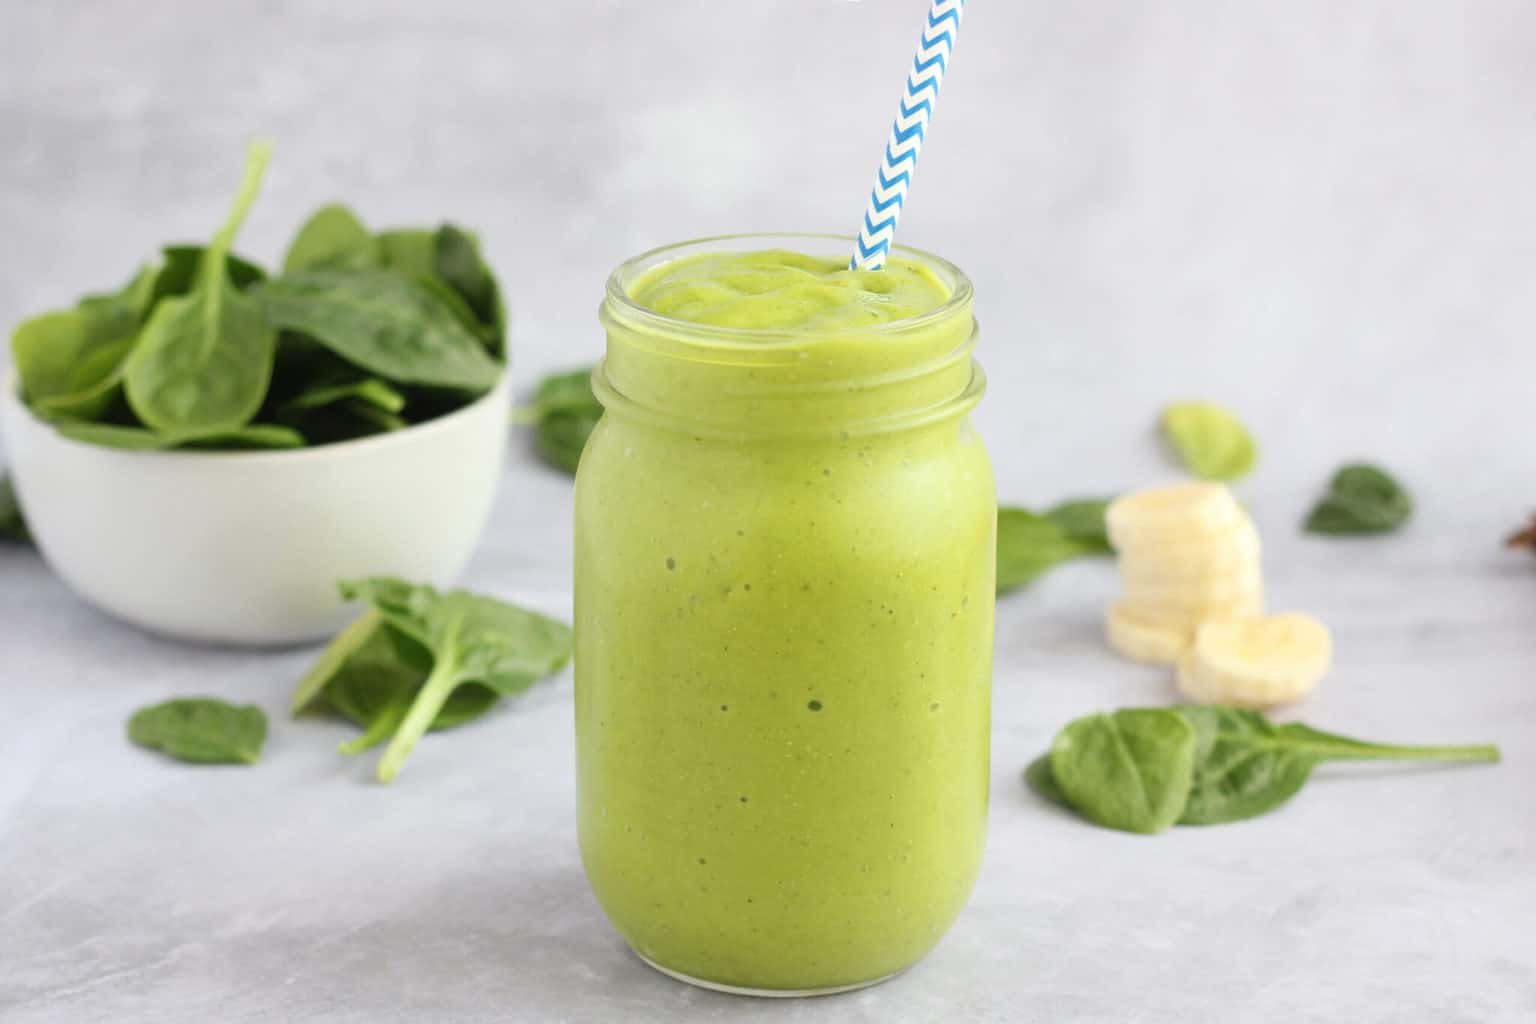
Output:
(1117, 520), (1262, 581)
(1105, 602), (1192, 665)
(1176, 612), (1332, 708)
(1123, 587), (1265, 629)
(1107, 482), (1245, 551)
(1122, 568), (1265, 612)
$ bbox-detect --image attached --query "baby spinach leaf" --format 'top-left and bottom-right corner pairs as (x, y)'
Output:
(1304, 464), (1412, 535)
(1030, 705), (1500, 832)
(1175, 706), (1499, 825)
(253, 267), (503, 391)
(1023, 753), (1070, 809)
(11, 300), (139, 420)
(151, 246), (267, 306)
(293, 611), (383, 714)
(996, 507), (1106, 595)
(1049, 709), (1196, 834)
(281, 378), (406, 416)
(376, 228), (437, 279)
(0, 474), (30, 544)
(125, 141), (277, 437)
(294, 611), (500, 755)
(1161, 401), (1257, 482)
(283, 204), (378, 272)
(52, 421), (304, 451)
(434, 224), (505, 352)
(337, 577), (573, 782)
(81, 263), (159, 321)
(1044, 497), (1114, 551)
(127, 697), (267, 765)
(518, 367), (602, 473)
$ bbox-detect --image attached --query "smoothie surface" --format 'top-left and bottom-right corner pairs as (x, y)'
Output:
(629, 249), (952, 331)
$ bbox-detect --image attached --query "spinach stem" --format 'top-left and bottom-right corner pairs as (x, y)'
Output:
(375, 618), (464, 783)
(338, 689), (412, 756)
(1314, 742), (1501, 764)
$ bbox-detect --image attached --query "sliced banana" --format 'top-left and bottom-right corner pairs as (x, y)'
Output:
(1176, 613), (1332, 708)
(1122, 562), (1264, 603)
(1116, 520), (1262, 580)
(1106, 482), (1245, 551)
(1105, 602), (1192, 666)
(1123, 588), (1264, 629)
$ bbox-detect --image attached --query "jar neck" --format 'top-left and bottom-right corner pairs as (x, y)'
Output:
(596, 249), (982, 440)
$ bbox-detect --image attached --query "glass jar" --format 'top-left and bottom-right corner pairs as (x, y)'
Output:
(575, 234), (994, 996)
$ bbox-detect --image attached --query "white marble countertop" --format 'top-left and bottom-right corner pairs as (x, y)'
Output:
(3, 2), (1535, 1021)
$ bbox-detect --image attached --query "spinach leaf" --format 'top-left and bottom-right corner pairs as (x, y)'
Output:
(1044, 497), (1113, 551)
(80, 263), (159, 322)
(53, 421), (305, 451)
(1029, 705), (1500, 832)
(1049, 709), (1196, 834)
(373, 225), (506, 355)
(283, 204), (378, 272)
(253, 267), (503, 391)
(150, 245), (267, 306)
(343, 400), (409, 433)
(376, 228), (437, 278)
(294, 611), (493, 753)
(338, 577), (573, 782)
(127, 697), (267, 765)
(125, 142), (277, 437)
(1023, 753), (1070, 809)
(1175, 706), (1498, 825)
(281, 378), (406, 416)
(515, 367), (603, 474)
(434, 224), (506, 354)
(1304, 464), (1412, 535)
(295, 581), (573, 781)
(996, 507), (1106, 594)
(11, 301), (139, 420)
(1161, 401), (1257, 482)
(0, 474), (30, 544)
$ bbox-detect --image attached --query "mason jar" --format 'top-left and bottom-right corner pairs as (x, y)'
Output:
(575, 234), (994, 996)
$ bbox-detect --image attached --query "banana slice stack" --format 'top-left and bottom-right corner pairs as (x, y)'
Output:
(1104, 482), (1331, 707)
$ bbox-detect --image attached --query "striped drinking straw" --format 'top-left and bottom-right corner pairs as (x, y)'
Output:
(850, 0), (966, 270)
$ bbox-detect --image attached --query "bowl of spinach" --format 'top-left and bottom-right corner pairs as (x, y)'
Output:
(0, 143), (514, 644)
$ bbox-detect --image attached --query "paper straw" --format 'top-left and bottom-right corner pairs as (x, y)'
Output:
(850, 0), (966, 270)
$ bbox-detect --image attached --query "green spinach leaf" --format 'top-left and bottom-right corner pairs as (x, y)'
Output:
(297, 580), (573, 782)
(1175, 706), (1498, 825)
(127, 697), (267, 765)
(1049, 709), (1196, 834)
(281, 378), (406, 416)
(125, 142), (277, 437)
(283, 204), (378, 272)
(516, 367), (602, 474)
(150, 245), (267, 306)
(1161, 401), (1257, 482)
(996, 507), (1106, 594)
(1304, 464), (1412, 535)
(53, 421), (304, 451)
(1029, 705), (1500, 832)
(253, 267), (503, 391)
(1044, 497), (1113, 551)
(1023, 753), (1071, 809)
(11, 301), (139, 421)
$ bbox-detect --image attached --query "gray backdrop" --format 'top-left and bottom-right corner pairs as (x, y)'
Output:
(3, 3), (1534, 1022)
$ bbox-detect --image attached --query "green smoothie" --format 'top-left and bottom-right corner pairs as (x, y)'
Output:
(576, 239), (994, 994)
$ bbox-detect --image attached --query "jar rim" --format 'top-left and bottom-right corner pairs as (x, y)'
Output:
(602, 233), (975, 348)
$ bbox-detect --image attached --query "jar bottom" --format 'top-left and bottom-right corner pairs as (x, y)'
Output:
(634, 950), (905, 999)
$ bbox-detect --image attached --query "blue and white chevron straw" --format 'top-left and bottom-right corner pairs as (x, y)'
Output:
(850, 0), (966, 270)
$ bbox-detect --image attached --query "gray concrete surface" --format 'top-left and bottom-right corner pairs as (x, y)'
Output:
(2, 2), (1534, 1020)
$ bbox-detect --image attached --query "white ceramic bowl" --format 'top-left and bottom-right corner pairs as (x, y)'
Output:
(0, 368), (510, 646)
